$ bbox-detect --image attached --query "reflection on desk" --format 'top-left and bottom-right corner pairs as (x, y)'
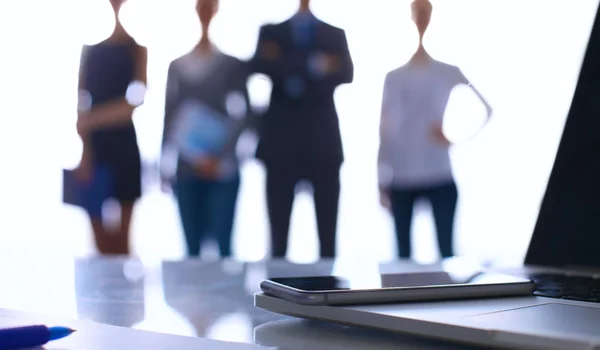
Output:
(162, 260), (258, 342)
(254, 319), (482, 350)
(70, 258), (344, 344)
(75, 257), (146, 327)
(0, 253), (493, 349)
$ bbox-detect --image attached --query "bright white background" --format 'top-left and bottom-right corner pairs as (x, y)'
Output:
(0, 0), (596, 266)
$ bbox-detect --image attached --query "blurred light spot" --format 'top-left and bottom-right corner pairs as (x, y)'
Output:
(225, 91), (247, 119)
(102, 199), (121, 230)
(160, 144), (179, 180)
(126, 81), (146, 106)
(205, 312), (253, 343)
(236, 131), (257, 161)
(123, 259), (145, 282)
(295, 180), (313, 194)
(222, 260), (244, 275)
(200, 240), (221, 261)
(247, 74), (272, 109)
(308, 52), (328, 77)
(78, 90), (92, 111)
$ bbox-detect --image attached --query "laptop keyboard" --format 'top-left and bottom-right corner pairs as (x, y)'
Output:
(529, 273), (600, 303)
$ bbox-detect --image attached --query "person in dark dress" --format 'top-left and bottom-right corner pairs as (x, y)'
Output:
(76, 0), (148, 255)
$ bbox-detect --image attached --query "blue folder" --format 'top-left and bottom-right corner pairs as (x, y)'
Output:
(172, 101), (231, 161)
(62, 165), (114, 217)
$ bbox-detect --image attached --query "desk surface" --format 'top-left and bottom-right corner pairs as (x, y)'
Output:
(0, 254), (486, 349)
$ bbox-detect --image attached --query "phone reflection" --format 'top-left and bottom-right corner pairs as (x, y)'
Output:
(269, 276), (349, 291)
(466, 273), (524, 284)
(74, 257), (146, 328)
(265, 259), (336, 279)
(161, 260), (259, 342)
(254, 319), (479, 350)
(380, 271), (454, 288)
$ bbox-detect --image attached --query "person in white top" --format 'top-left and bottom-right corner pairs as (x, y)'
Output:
(378, 0), (492, 259)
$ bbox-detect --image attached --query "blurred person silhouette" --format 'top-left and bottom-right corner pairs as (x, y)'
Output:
(378, 0), (492, 259)
(251, 0), (354, 259)
(162, 261), (262, 337)
(75, 0), (147, 255)
(160, 0), (254, 258)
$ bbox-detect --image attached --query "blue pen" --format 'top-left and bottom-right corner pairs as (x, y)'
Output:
(0, 325), (75, 350)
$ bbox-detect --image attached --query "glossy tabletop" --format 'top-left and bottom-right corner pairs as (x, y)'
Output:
(0, 253), (486, 349)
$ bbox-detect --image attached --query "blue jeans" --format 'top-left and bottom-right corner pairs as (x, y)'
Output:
(391, 181), (458, 259)
(175, 175), (240, 258)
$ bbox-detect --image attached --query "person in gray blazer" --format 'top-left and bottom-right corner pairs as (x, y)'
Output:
(250, 0), (354, 259)
(161, 0), (254, 258)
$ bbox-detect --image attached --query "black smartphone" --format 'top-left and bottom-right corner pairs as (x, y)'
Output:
(260, 271), (535, 306)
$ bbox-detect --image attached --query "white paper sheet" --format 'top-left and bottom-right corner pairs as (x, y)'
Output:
(0, 309), (274, 350)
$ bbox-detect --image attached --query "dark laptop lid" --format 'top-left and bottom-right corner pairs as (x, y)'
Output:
(526, 2), (600, 268)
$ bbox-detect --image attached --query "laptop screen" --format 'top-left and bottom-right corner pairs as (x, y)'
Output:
(526, 2), (600, 268)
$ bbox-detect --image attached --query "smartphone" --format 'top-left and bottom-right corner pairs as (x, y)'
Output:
(260, 271), (535, 306)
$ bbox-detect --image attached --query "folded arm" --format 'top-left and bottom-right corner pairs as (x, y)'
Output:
(250, 25), (310, 84)
(315, 30), (354, 88)
(79, 45), (148, 131)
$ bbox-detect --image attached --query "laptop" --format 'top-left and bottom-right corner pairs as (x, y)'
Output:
(255, 3), (600, 349)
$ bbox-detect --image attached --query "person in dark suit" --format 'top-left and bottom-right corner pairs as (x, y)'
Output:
(250, 0), (354, 258)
